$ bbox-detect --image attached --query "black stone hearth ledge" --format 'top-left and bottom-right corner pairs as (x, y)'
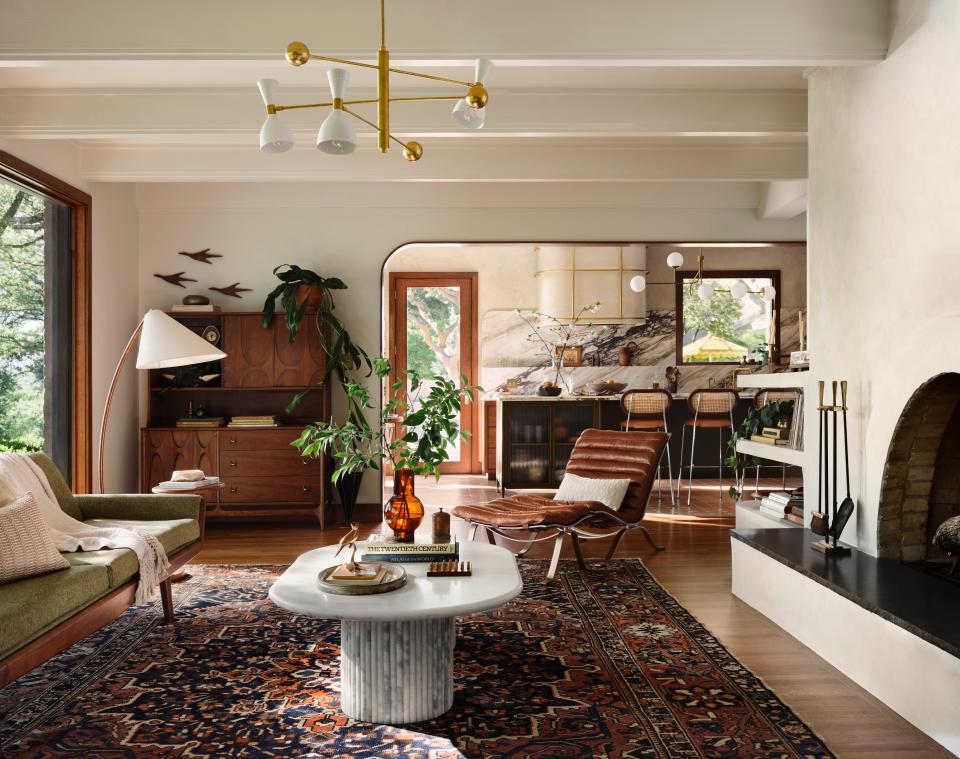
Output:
(731, 528), (960, 660)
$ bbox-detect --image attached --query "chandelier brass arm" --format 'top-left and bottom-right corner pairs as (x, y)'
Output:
(341, 106), (423, 161)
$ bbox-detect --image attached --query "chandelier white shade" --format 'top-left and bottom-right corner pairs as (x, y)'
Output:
(697, 281), (715, 301)
(317, 69), (357, 154)
(257, 79), (294, 153)
(452, 97), (485, 129)
(762, 284), (777, 302)
(135, 310), (227, 369)
(629, 274), (647, 293)
(730, 279), (748, 299)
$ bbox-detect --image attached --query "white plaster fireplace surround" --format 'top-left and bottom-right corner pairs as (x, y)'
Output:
(806, 0), (960, 556)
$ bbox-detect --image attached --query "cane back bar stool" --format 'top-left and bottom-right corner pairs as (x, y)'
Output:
(451, 429), (667, 581)
(677, 389), (738, 508)
(753, 389), (801, 491)
(620, 389), (675, 510)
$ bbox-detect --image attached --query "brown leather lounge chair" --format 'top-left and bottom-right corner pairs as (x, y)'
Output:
(452, 429), (668, 580)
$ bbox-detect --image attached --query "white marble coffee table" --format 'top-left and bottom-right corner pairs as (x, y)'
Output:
(269, 540), (522, 724)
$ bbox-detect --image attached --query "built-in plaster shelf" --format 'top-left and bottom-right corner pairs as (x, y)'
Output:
(736, 370), (810, 390)
(735, 500), (801, 530)
(736, 438), (805, 467)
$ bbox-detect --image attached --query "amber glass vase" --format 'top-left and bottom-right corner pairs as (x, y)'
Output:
(384, 469), (424, 543)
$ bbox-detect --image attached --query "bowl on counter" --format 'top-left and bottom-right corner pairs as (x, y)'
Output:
(589, 380), (627, 396)
(537, 385), (563, 397)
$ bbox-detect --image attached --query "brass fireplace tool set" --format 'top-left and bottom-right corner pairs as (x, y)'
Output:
(811, 380), (855, 555)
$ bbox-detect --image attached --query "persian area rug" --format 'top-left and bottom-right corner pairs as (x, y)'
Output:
(0, 561), (833, 758)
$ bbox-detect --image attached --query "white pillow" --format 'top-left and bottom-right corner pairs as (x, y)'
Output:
(0, 493), (69, 584)
(555, 473), (631, 511)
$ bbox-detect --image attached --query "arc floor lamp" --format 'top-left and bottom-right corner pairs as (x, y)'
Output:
(99, 310), (226, 493)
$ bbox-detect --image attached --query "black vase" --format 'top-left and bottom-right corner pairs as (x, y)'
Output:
(335, 469), (364, 525)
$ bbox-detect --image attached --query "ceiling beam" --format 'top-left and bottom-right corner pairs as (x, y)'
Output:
(758, 179), (807, 218)
(0, 0), (888, 65)
(0, 88), (806, 141)
(77, 142), (807, 183)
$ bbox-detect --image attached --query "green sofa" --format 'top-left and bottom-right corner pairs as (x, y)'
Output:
(0, 453), (205, 687)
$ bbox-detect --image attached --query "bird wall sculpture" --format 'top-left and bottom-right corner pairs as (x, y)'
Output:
(178, 248), (223, 265)
(154, 272), (197, 288)
(209, 283), (252, 298)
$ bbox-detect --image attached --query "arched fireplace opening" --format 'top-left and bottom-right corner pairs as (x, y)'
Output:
(878, 372), (960, 565)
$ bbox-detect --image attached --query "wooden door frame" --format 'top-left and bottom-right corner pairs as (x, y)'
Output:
(387, 272), (480, 474)
(0, 151), (92, 492)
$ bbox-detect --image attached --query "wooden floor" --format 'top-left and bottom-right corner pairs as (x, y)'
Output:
(194, 476), (950, 759)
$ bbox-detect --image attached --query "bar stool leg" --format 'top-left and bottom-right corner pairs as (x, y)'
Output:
(676, 424), (687, 506)
(687, 412), (699, 507)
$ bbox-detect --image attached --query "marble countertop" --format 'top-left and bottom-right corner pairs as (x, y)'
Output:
(487, 390), (756, 402)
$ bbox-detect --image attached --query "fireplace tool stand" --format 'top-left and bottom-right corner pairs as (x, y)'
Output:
(812, 380), (852, 556)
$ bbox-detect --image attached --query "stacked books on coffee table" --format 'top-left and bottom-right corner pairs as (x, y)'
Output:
(327, 562), (390, 586)
(360, 540), (459, 564)
(227, 415), (279, 428)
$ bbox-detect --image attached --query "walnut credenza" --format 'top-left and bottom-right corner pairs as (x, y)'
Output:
(141, 427), (327, 525)
(140, 311), (331, 525)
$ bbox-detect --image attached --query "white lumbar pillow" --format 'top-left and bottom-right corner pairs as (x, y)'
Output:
(555, 473), (631, 511)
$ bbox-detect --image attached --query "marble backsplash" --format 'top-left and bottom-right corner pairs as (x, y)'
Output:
(481, 308), (801, 396)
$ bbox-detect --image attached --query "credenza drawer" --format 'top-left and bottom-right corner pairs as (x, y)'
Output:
(220, 476), (324, 503)
(220, 449), (319, 476)
(219, 429), (304, 451)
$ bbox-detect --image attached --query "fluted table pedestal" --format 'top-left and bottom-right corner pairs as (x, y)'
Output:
(340, 617), (455, 723)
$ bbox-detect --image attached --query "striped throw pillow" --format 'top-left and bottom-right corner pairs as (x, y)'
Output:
(0, 492), (69, 584)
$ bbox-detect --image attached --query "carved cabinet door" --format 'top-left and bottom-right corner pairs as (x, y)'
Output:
(222, 315), (274, 387)
(273, 318), (327, 387)
(141, 429), (219, 495)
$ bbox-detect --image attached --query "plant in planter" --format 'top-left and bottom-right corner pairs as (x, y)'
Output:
(515, 302), (600, 394)
(261, 265), (372, 419)
(725, 398), (795, 501)
(293, 357), (481, 538)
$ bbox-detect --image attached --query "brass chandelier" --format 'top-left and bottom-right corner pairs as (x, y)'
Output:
(256, 0), (492, 161)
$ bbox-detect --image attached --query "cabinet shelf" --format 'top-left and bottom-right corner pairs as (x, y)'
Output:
(736, 439), (806, 467)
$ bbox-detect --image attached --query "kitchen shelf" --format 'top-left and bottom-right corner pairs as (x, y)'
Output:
(736, 370), (810, 390)
(736, 439), (806, 467)
(150, 386), (312, 392)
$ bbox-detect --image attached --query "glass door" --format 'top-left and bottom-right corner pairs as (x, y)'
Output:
(389, 273), (478, 474)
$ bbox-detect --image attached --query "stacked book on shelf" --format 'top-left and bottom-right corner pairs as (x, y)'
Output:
(787, 392), (805, 450)
(758, 488), (805, 524)
(170, 304), (220, 312)
(360, 540), (458, 564)
(750, 426), (791, 446)
(176, 416), (225, 429)
(227, 415), (280, 429)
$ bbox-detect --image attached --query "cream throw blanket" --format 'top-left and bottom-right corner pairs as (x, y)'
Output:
(0, 454), (169, 603)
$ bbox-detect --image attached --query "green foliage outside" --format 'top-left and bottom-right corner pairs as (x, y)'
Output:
(682, 280), (769, 362)
(0, 182), (45, 452)
(405, 286), (460, 380)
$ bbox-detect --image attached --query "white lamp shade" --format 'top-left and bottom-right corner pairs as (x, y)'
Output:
(730, 279), (748, 299)
(135, 310), (227, 370)
(452, 97), (485, 129)
(317, 109), (357, 154)
(629, 274), (647, 293)
(762, 284), (777, 302)
(257, 78), (279, 107)
(475, 57), (494, 85)
(666, 251), (684, 269)
(697, 281), (715, 301)
(327, 67), (350, 99)
(260, 114), (294, 153)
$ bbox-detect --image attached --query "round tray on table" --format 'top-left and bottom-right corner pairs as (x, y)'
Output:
(317, 561), (407, 595)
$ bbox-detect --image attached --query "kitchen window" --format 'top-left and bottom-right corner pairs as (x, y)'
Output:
(675, 269), (780, 366)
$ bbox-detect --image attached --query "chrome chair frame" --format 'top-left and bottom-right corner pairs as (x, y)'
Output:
(621, 390), (676, 511)
(676, 390), (738, 508)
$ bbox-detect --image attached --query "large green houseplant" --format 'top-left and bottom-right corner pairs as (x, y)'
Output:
(261, 264), (372, 419)
(293, 357), (480, 537)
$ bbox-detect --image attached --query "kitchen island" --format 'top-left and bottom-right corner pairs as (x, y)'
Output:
(482, 392), (761, 492)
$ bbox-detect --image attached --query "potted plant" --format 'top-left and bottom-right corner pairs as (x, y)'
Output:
(293, 357), (481, 539)
(725, 398), (795, 501)
(261, 265), (373, 419)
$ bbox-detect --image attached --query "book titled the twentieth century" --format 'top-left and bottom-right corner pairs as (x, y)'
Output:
(361, 541), (458, 563)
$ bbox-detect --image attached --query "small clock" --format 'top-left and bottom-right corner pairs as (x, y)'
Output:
(202, 325), (220, 344)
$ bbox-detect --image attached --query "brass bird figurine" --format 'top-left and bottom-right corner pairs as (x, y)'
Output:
(209, 283), (252, 298)
(335, 523), (362, 572)
(154, 272), (197, 288)
(178, 248), (223, 265)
